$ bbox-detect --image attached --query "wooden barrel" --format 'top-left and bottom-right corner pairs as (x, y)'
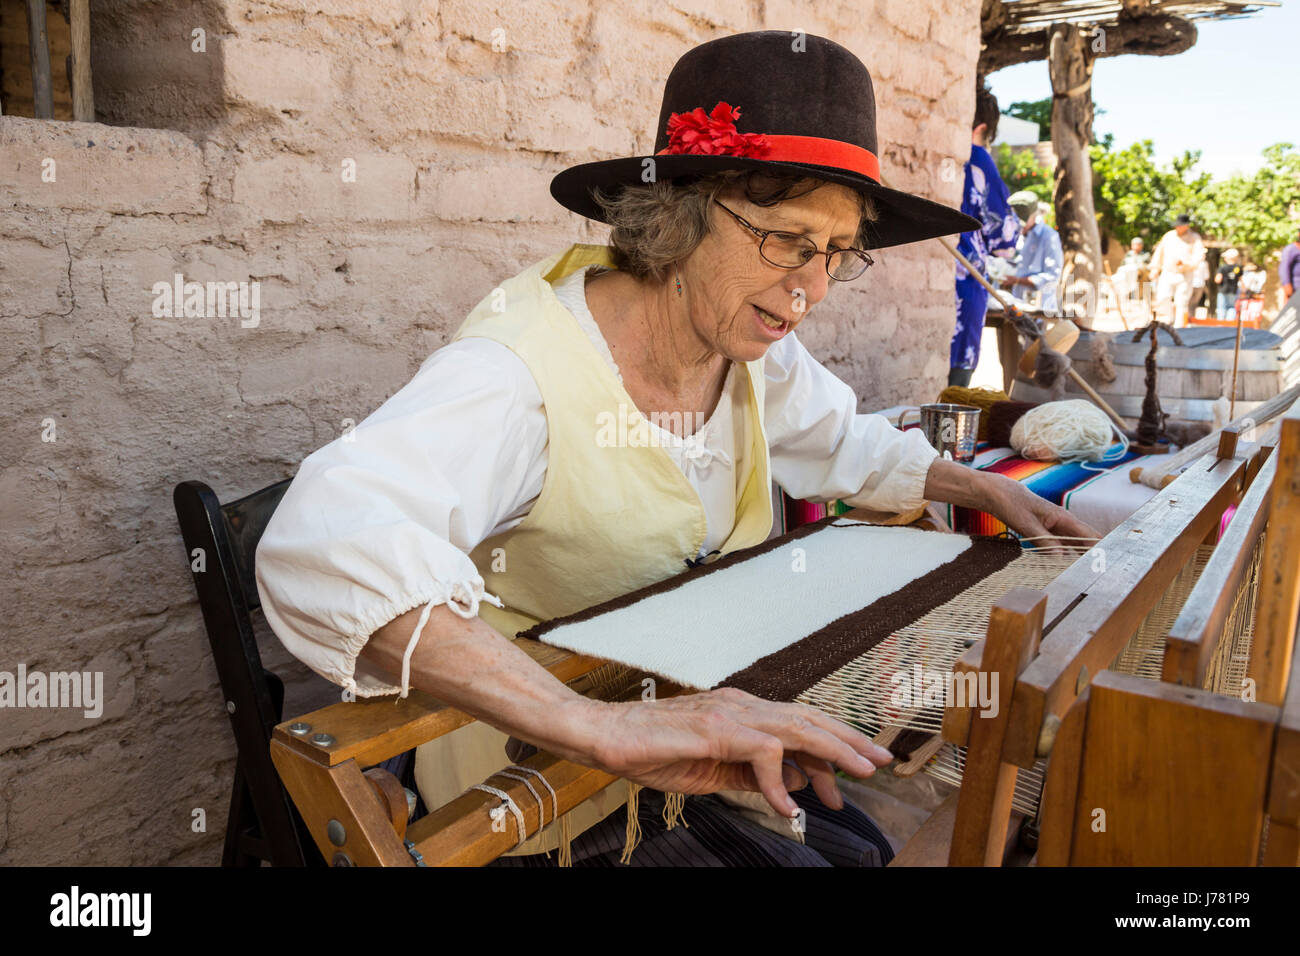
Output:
(1012, 327), (1285, 425)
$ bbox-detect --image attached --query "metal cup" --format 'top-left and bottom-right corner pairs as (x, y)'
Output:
(919, 403), (981, 463)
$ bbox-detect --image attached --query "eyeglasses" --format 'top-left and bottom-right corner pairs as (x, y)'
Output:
(713, 200), (874, 281)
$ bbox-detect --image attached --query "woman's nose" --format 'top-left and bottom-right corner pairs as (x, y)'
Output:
(787, 258), (830, 308)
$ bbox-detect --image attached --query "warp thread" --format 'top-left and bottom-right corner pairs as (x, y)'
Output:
(617, 785), (689, 864)
(938, 386), (1009, 442)
(1010, 399), (1128, 466)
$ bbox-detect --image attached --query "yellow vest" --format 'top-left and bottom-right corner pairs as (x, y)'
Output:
(413, 243), (774, 854)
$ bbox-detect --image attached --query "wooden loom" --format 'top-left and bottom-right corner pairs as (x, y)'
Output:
(268, 406), (1300, 867)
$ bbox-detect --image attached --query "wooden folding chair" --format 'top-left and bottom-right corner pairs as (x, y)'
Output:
(173, 478), (325, 866)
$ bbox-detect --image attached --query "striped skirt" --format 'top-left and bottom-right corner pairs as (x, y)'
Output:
(491, 785), (895, 867)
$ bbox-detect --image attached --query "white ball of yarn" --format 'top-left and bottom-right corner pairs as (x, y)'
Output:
(1010, 400), (1114, 462)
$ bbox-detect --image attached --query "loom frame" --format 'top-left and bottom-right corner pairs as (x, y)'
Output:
(266, 413), (1298, 867)
(1032, 406), (1300, 866)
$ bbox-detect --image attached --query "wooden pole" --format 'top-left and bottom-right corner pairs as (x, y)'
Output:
(1229, 308), (1244, 421)
(1101, 261), (1132, 331)
(69, 0), (94, 122)
(1048, 23), (1105, 331)
(25, 0), (55, 119)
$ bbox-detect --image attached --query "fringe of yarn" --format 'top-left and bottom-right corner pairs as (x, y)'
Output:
(557, 812), (573, 868)
(619, 782), (642, 865)
(937, 386), (1009, 442)
(662, 792), (689, 830)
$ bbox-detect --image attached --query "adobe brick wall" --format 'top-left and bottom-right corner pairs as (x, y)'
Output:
(0, 0), (980, 864)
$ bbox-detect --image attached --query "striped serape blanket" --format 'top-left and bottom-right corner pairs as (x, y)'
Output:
(936, 440), (1143, 536)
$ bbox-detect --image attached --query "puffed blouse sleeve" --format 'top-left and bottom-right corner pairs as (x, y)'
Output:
(763, 332), (939, 514)
(254, 339), (547, 699)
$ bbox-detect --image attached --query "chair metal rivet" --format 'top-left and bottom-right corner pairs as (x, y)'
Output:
(327, 819), (346, 846)
(288, 722), (311, 736)
(226, 700), (236, 714)
(312, 733), (336, 748)
(331, 851), (353, 867)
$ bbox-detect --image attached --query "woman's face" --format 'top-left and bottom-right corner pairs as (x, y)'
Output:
(679, 181), (864, 364)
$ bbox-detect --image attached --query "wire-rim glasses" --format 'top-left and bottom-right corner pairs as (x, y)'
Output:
(713, 199), (874, 281)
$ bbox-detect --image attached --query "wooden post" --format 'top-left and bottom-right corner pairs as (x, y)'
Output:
(1248, 406), (1300, 706)
(948, 588), (1046, 866)
(1047, 23), (1104, 329)
(69, 0), (94, 122)
(1068, 673), (1275, 865)
(25, 0), (55, 119)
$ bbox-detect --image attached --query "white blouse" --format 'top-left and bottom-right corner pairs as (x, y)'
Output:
(254, 263), (940, 698)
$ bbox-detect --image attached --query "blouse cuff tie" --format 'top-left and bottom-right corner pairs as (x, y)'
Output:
(398, 580), (505, 699)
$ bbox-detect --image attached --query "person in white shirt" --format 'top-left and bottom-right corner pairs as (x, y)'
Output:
(1148, 214), (1206, 327)
(254, 32), (1097, 867)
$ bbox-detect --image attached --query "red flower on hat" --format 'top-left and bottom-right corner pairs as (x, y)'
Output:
(663, 101), (771, 158)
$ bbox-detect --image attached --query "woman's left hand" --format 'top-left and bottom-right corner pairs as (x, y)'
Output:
(985, 474), (1100, 547)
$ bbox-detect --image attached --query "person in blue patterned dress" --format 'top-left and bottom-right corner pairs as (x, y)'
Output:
(949, 85), (1020, 387)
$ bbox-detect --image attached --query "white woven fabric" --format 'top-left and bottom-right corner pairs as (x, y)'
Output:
(535, 519), (973, 690)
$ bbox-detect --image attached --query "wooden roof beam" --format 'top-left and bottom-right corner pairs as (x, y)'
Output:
(981, 10), (1197, 73)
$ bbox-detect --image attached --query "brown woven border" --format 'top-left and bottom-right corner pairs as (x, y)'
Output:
(520, 517), (1023, 702)
(722, 535), (1023, 700)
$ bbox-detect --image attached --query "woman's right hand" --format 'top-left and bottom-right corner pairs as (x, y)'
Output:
(567, 687), (892, 818)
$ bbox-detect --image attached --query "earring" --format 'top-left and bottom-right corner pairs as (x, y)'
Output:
(675, 271), (683, 297)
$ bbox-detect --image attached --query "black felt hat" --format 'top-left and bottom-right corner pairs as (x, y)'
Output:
(550, 31), (978, 250)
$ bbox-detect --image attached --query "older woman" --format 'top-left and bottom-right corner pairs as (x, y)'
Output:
(255, 31), (1097, 867)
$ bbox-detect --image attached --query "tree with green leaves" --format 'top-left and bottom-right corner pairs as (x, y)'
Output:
(1198, 144), (1300, 266)
(993, 143), (1053, 214)
(1088, 140), (1300, 267)
(1089, 139), (1211, 250)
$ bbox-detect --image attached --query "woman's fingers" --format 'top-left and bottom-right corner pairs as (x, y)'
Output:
(712, 688), (891, 768)
(734, 705), (884, 780)
(603, 691), (892, 815)
(794, 753), (842, 810)
(793, 703), (894, 766)
(1054, 511), (1101, 542)
(718, 722), (800, 817)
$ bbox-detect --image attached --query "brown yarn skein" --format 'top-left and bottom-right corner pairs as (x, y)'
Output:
(987, 400), (1040, 448)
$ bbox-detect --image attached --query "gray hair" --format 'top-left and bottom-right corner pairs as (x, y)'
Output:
(591, 169), (877, 282)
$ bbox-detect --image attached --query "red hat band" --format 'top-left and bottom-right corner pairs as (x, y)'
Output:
(656, 101), (881, 183)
